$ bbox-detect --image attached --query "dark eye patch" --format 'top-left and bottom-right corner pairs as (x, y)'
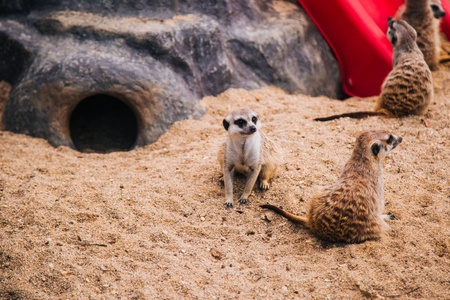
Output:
(234, 119), (247, 128)
(391, 34), (397, 45)
(431, 4), (439, 12)
(252, 116), (258, 123)
(386, 135), (394, 144)
(431, 4), (446, 18)
(371, 143), (381, 157)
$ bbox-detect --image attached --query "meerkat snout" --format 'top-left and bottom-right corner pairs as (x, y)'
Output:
(430, 0), (446, 18)
(392, 135), (402, 147)
(218, 108), (282, 207)
(370, 133), (402, 158)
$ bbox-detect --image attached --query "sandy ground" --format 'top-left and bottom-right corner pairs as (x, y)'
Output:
(0, 59), (449, 299)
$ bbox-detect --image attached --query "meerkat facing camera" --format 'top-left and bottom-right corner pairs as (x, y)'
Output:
(315, 18), (433, 122)
(218, 108), (282, 207)
(262, 130), (402, 243)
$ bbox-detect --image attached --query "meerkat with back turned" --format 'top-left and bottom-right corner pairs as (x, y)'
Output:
(374, 17), (433, 116)
(218, 108), (282, 207)
(315, 18), (433, 122)
(262, 130), (402, 243)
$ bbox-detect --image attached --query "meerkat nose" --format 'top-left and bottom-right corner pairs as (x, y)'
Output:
(250, 126), (257, 133)
(393, 136), (403, 148)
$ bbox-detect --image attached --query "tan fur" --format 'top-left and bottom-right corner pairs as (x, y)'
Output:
(262, 130), (402, 243)
(398, 0), (440, 70)
(218, 108), (282, 207)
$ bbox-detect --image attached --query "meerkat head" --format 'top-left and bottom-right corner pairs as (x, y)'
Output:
(430, 0), (446, 18)
(223, 108), (261, 136)
(355, 130), (403, 161)
(387, 17), (417, 48)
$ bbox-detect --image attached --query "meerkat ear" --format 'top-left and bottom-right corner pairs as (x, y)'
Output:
(371, 143), (381, 157)
(223, 119), (230, 131)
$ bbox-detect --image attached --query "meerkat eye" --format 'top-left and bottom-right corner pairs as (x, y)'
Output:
(386, 135), (394, 144)
(252, 116), (258, 123)
(430, 4), (444, 18)
(234, 119), (247, 128)
(371, 143), (381, 157)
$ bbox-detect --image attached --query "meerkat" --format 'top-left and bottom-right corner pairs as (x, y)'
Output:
(261, 130), (402, 243)
(398, 0), (442, 70)
(218, 108), (282, 207)
(395, 0), (446, 20)
(315, 18), (433, 122)
(395, 0), (450, 64)
(427, 0), (450, 64)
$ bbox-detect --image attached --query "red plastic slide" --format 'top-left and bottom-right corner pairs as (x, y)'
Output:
(298, 0), (450, 97)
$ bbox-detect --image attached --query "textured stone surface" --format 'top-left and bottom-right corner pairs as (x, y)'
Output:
(0, 0), (342, 152)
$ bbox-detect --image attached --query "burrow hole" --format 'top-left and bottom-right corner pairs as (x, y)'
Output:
(69, 94), (138, 153)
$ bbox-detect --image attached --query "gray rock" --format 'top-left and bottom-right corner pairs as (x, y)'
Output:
(0, 0), (342, 152)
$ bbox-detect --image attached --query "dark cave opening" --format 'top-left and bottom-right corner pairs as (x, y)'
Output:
(69, 94), (138, 153)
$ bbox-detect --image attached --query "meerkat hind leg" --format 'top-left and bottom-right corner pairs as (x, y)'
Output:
(260, 179), (270, 190)
(224, 167), (235, 207)
(239, 165), (261, 204)
(259, 164), (274, 190)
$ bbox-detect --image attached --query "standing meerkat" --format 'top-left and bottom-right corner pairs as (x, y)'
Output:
(262, 130), (402, 243)
(399, 0), (441, 70)
(315, 18), (433, 122)
(218, 108), (282, 207)
(425, 0), (450, 63)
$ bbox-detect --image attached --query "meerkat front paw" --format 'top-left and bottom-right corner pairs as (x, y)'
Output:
(238, 197), (248, 205)
(224, 201), (233, 208)
(260, 180), (270, 190)
(383, 213), (395, 220)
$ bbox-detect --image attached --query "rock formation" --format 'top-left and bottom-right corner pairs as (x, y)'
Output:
(0, 0), (342, 152)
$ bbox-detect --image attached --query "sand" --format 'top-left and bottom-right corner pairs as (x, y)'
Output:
(0, 61), (449, 299)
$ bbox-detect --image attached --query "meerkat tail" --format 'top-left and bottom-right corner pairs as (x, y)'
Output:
(314, 111), (386, 122)
(260, 204), (307, 225)
(439, 54), (450, 64)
